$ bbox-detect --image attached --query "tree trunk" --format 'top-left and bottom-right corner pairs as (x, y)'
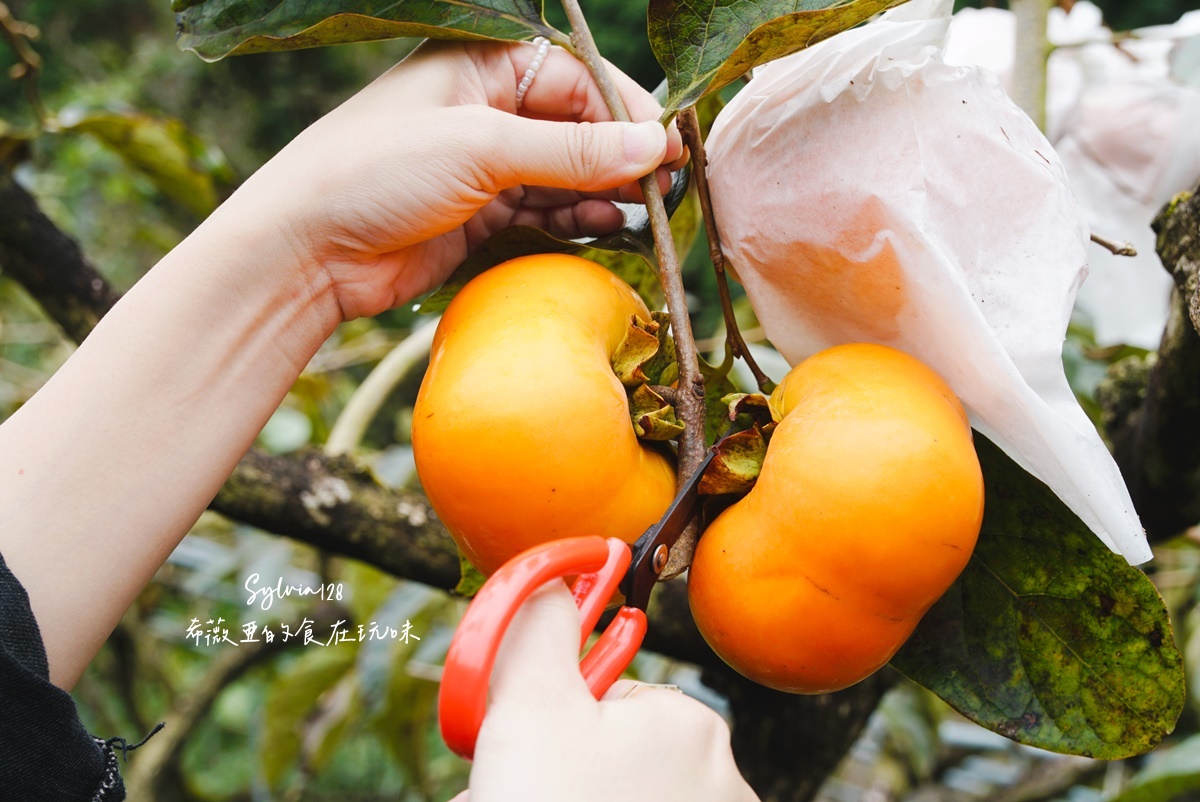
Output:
(1098, 190), (1200, 540)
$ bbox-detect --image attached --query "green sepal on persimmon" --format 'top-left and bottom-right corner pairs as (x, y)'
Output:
(610, 312), (679, 388)
(723, 391), (774, 425)
(699, 424), (770, 495)
(630, 384), (687, 441)
(610, 311), (687, 443)
(611, 315), (663, 388)
(694, 391), (776, 494)
(643, 311), (680, 387)
(453, 549), (487, 599)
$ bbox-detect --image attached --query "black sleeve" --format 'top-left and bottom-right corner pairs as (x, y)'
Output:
(0, 550), (126, 801)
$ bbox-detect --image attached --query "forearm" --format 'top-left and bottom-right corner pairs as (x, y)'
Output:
(0, 207), (340, 689)
(0, 38), (681, 693)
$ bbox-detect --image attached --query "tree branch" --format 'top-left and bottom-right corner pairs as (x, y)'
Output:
(1097, 189), (1200, 539)
(0, 175), (118, 342)
(213, 449), (461, 590)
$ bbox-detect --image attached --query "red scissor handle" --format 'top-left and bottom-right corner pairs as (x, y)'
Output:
(438, 536), (648, 760)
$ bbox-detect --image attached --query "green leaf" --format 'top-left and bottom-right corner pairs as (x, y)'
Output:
(630, 384), (686, 441)
(175, 0), (563, 62)
(698, 424), (766, 494)
(259, 645), (360, 784)
(699, 347), (737, 445)
(611, 316), (663, 387)
(256, 405), (312, 454)
(418, 166), (692, 314)
(455, 549), (486, 597)
(575, 246), (664, 311)
(60, 111), (229, 216)
(1109, 733), (1200, 802)
(650, 0), (911, 114)
(891, 436), (1185, 760)
(639, 311), (679, 387)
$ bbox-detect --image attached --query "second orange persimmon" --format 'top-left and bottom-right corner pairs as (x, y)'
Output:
(688, 343), (985, 694)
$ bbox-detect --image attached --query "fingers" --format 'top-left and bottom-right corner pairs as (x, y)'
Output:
(475, 109), (670, 194)
(488, 581), (591, 709)
(509, 199), (625, 240)
(521, 166), (675, 207)
(507, 44), (684, 165)
(515, 48), (651, 122)
(600, 685), (763, 802)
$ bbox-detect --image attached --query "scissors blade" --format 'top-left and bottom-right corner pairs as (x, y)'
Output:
(620, 444), (721, 611)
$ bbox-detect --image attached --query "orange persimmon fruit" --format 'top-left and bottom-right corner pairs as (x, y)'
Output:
(412, 253), (676, 576)
(688, 343), (985, 693)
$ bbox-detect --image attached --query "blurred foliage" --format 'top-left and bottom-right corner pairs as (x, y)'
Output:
(953, 0), (1200, 30)
(0, 0), (410, 292)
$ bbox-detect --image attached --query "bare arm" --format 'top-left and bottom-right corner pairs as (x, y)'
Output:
(0, 40), (680, 689)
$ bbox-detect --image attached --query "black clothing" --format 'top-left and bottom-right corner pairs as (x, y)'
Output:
(0, 551), (127, 800)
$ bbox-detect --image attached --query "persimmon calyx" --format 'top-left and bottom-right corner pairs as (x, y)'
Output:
(699, 425), (770, 495)
(722, 391), (775, 425)
(611, 315), (660, 387)
(610, 312), (679, 389)
(630, 383), (686, 441)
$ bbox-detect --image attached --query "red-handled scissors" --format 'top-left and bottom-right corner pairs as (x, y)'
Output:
(437, 441), (720, 760)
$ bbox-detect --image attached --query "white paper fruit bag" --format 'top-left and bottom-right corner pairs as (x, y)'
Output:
(943, 1), (1200, 347)
(706, 0), (1152, 563)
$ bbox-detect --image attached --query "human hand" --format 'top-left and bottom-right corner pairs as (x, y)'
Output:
(223, 39), (684, 322)
(446, 583), (760, 802)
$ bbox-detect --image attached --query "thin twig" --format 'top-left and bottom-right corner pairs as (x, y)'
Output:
(678, 108), (775, 394)
(0, 3), (46, 125)
(325, 318), (439, 457)
(557, 0), (706, 478)
(1091, 231), (1138, 257)
(649, 385), (678, 404)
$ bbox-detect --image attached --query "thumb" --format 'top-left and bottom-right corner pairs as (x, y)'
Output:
(487, 581), (592, 709)
(483, 114), (668, 192)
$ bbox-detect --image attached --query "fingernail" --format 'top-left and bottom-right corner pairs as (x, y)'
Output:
(624, 121), (667, 165)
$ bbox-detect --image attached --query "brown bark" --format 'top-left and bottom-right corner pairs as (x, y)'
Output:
(213, 448), (461, 591)
(1098, 190), (1200, 539)
(0, 174), (119, 342)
